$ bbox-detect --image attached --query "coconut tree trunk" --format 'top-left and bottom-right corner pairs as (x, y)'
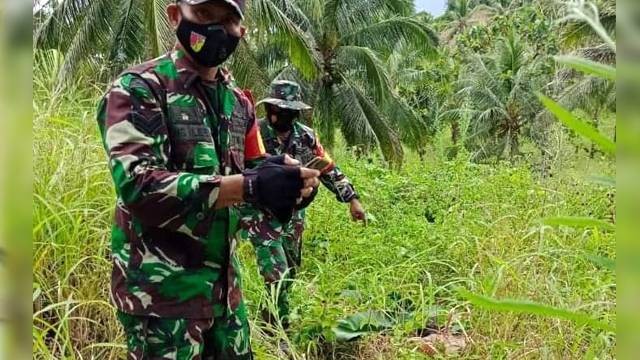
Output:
(451, 120), (460, 145)
(589, 108), (600, 159)
(510, 136), (520, 158)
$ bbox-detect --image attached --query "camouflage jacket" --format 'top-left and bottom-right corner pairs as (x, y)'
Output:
(97, 49), (266, 318)
(259, 119), (358, 202)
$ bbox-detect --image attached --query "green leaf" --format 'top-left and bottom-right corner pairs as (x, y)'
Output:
(538, 94), (616, 154)
(583, 254), (616, 271)
(587, 175), (615, 187)
(555, 55), (616, 81)
(458, 289), (615, 333)
(543, 216), (615, 232)
(332, 310), (395, 341)
(33, 283), (42, 302)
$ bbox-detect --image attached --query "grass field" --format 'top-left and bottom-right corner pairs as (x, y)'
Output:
(33, 81), (616, 359)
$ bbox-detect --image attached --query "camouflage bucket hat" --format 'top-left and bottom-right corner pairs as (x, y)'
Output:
(257, 80), (312, 110)
(177, 0), (246, 19)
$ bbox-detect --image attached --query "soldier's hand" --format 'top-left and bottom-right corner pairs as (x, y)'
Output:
(349, 199), (366, 225)
(299, 169), (320, 198)
(282, 154), (320, 201)
(282, 154), (298, 166)
(243, 155), (319, 223)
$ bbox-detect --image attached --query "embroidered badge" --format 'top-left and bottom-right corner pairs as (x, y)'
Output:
(190, 31), (206, 53)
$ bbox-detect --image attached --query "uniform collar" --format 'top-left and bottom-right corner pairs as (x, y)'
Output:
(170, 48), (233, 88)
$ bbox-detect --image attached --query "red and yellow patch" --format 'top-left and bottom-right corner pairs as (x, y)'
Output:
(190, 31), (206, 53)
(245, 121), (266, 160)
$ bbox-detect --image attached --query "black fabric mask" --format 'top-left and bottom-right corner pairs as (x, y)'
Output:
(268, 107), (299, 133)
(176, 15), (240, 68)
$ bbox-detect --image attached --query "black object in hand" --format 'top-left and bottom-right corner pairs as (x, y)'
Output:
(243, 155), (303, 223)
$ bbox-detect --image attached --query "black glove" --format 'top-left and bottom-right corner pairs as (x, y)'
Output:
(243, 155), (304, 223)
(294, 186), (318, 210)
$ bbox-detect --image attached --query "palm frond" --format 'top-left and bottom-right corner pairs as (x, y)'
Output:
(34, 0), (92, 50)
(577, 43), (616, 65)
(57, 0), (116, 83)
(250, 0), (321, 80)
(228, 40), (271, 94)
(440, 3), (496, 44)
(558, 76), (614, 112)
(335, 76), (403, 164)
(496, 32), (527, 77)
(341, 16), (439, 55)
(108, 0), (146, 73)
(336, 45), (391, 105)
(270, 0), (314, 32)
(143, 0), (174, 58)
(384, 0), (416, 16)
(313, 82), (339, 149)
(327, 0), (387, 36)
(293, 0), (324, 26)
(386, 92), (431, 152)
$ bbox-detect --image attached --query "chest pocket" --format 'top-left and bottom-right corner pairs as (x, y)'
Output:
(294, 146), (315, 165)
(166, 103), (218, 173)
(292, 134), (316, 165)
(228, 105), (248, 172)
(263, 137), (280, 155)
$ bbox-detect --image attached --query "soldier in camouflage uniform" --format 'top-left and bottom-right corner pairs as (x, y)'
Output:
(97, 1), (320, 359)
(238, 80), (366, 329)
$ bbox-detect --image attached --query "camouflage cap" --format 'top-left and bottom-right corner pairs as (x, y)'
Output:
(257, 80), (312, 110)
(177, 0), (245, 19)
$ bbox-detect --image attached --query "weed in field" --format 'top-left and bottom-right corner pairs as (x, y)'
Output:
(33, 86), (615, 359)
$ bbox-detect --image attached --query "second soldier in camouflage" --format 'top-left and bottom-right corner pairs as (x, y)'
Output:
(238, 80), (366, 331)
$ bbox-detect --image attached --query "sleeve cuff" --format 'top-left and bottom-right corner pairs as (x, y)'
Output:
(242, 170), (259, 204)
(339, 191), (359, 203)
(198, 175), (223, 209)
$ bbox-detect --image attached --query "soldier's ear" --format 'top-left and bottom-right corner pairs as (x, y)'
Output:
(167, 4), (181, 29)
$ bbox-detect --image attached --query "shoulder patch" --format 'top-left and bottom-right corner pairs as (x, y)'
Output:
(242, 89), (255, 106)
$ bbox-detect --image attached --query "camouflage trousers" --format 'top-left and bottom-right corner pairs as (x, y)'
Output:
(237, 206), (305, 326)
(116, 301), (252, 360)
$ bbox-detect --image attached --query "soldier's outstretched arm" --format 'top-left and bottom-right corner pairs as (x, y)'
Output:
(310, 132), (359, 203)
(309, 132), (366, 222)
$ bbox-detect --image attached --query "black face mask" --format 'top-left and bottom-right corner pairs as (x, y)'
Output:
(176, 15), (240, 68)
(268, 107), (299, 133)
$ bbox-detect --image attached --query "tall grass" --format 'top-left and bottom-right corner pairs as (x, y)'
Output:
(33, 55), (615, 359)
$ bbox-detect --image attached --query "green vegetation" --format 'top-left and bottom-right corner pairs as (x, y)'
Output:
(33, 0), (616, 358)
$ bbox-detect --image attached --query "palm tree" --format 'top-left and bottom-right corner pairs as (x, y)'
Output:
(384, 40), (436, 157)
(553, 0), (616, 157)
(34, 0), (438, 164)
(457, 33), (551, 161)
(34, 0), (175, 82)
(439, 0), (497, 44)
(32, 0), (319, 86)
(251, 0), (439, 164)
(439, 0), (560, 46)
(555, 67), (615, 157)
(428, 54), (465, 151)
(392, 47), (462, 157)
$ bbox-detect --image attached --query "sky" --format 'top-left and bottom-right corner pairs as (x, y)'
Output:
(415, 0), (447, 17)
(33, 0), (449, 18)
